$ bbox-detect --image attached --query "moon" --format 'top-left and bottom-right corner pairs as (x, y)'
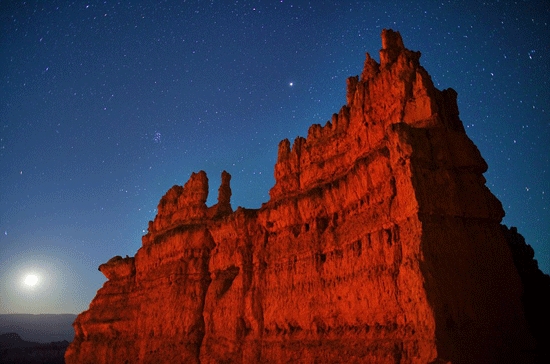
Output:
(24, 274), (39, 287)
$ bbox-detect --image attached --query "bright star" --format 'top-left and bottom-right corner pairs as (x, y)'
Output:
(289, 82), (293, 86)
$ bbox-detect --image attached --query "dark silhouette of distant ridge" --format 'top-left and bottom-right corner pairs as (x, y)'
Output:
(0, 314), (76, 343)
(0, 332), (69, 364)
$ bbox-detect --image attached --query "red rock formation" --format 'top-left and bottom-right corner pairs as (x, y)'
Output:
(66, 29), (537, 363)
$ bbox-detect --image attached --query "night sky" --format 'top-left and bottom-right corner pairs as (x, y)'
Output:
(1, 1), (548, 314)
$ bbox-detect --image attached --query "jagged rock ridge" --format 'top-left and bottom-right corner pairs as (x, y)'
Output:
(65, 30), (539, 363)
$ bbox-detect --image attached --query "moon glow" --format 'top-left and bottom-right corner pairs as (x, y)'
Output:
(24, 274), (39, 287)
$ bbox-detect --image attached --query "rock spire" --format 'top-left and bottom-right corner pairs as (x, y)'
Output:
(65, 30), (543, 364)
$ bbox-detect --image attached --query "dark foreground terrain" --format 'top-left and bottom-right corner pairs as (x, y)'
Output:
(0, 332), (68, 364)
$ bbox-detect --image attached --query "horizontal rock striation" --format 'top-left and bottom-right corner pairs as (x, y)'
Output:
(66, 30), (538, 363)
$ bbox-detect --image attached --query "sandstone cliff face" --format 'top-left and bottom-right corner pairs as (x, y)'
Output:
(66, 30), (537, 364)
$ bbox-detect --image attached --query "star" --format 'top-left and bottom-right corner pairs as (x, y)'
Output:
(0, 0), (547, 316)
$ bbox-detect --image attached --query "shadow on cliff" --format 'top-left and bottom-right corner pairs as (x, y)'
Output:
(502, 225), (550, 363)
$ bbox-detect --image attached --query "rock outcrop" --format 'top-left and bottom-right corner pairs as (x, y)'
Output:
(502, 226), (550, 362)
(66, 30), (541, 363)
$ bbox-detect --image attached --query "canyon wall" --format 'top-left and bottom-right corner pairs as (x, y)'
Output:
(65, 30), (537, 363)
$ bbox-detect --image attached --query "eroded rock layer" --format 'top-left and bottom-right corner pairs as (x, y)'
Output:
(66, 30), (537, 364)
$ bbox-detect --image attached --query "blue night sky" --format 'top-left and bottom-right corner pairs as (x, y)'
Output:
(1, 0), (548, 314)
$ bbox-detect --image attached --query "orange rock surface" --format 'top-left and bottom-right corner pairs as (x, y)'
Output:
(65, 30), (536, 363)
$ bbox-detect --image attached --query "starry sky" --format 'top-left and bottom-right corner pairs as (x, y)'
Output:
(1, 0), (548, 314)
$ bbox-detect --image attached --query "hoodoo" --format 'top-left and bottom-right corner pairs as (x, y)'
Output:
(66, 30), (540, 363)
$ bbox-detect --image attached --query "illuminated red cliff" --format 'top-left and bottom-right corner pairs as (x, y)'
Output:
(65, 30), (539, 363)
